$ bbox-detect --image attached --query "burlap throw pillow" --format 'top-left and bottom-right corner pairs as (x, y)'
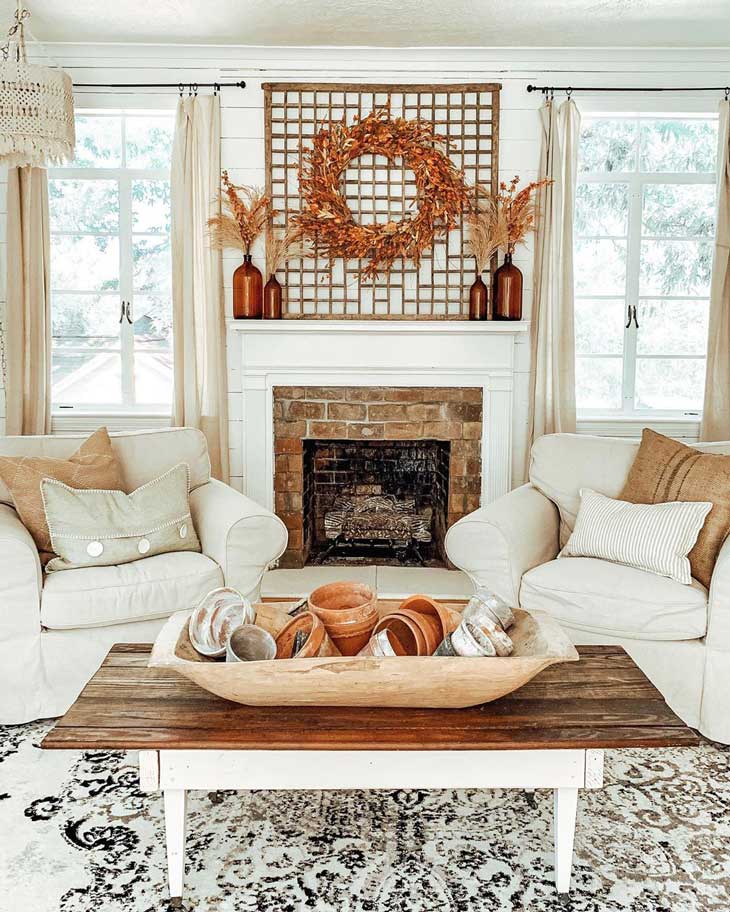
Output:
(620, 428), (730, 587)
(0, 427), (125, 562)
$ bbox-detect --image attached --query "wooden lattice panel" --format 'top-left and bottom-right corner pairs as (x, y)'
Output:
(264, 82), (501, 319)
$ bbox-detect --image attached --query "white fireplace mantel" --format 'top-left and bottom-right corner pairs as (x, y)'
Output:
(227, 319), (530, 511)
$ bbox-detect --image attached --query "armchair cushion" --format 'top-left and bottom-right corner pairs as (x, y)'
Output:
(41, 551), (222, 629)
(521, 557), (708, 641)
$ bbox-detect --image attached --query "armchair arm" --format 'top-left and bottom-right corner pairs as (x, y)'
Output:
(190, 480), (288, 601)
(700, 537), (730, 742)
(0, 503), (42, 639)
(444, 484), (559, 606)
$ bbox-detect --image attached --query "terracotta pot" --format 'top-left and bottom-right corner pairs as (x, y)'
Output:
(308, 581), (378, 656)
(233, 254), (263, 319)
(357, 627), (407, 657)
(397, 608), (443, 655)
(275, 611), (341, 659)
(398, 594), (462, 641)
(373, 613), (427, 656)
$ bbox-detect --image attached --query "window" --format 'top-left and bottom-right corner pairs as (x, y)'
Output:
(574, 115), (718, 417)
(49, 110), (174, 414)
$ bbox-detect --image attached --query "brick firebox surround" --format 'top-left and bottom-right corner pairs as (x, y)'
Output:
(273, 386), (483, 568)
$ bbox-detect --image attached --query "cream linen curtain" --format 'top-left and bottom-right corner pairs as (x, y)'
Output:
(526, 98), (581, 471)
(171, 94), (229, 481)
(701, 99), (730, 441)
(4, 166), (51, 436)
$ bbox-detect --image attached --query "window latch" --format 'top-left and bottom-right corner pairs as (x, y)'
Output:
(125, 301), (133, 324)
(118, 300), (125, 323)
(625, 305), (639, 329)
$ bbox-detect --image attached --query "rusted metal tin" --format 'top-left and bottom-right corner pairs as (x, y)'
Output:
(434, 619), (497, 657)
(226, 624), (277, 663)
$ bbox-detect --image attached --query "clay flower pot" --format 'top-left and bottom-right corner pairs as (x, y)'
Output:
(373, 612), (428, 656)
(398, 594), (462, 641)
(308, 581), (378, 656)
(275, 611), (341, 659)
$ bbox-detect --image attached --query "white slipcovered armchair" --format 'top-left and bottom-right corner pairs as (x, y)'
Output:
(446, 433), (730, 745)
(0, 428), (288, 724)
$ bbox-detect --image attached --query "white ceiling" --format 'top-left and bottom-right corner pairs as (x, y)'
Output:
(4, 0), (730, 47)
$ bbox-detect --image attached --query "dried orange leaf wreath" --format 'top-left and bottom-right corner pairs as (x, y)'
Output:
(296, 110), (471, 279)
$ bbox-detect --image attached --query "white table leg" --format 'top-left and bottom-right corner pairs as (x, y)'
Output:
(164, 788), (187, 907)
(553, 787), (578, 893)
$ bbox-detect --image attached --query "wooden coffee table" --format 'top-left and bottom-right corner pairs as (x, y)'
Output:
(42, 641), (698, 906)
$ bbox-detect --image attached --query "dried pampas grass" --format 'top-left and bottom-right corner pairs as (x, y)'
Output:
(266, 224), (307, 279)
(466, 176), (552, 271)
(207, 171), (270, 255)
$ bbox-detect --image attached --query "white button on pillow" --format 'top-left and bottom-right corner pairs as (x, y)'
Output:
(137, 537), (151, 554)
(179, 523), (188, 538)
(86, 541), (104, 557)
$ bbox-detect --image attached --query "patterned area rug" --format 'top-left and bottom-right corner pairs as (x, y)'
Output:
(1, 721), (729, 912)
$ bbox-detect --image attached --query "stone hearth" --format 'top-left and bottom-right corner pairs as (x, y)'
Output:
(274, 386), (482, 567)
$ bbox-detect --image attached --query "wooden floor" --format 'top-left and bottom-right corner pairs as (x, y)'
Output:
(42, 644), (699, 753)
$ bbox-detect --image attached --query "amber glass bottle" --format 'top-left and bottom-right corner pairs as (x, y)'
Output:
(232, 254), (263, 319)
(468, 275), (489, 320)
(263, 274), (283, 319)
(492, 253), (523, 320)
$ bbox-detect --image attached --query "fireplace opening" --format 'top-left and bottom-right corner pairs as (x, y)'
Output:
(302, 438), (451, 567)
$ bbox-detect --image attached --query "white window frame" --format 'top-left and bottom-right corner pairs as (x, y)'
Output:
(48, 107), (174, 423)
(575, 112), (718, 425)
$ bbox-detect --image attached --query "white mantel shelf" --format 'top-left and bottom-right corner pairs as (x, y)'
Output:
(228, 318), (528, 513)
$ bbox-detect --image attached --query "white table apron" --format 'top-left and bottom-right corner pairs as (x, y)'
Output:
(138, 747), (605, 905)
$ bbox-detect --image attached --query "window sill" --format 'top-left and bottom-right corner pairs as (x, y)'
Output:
(577, 415), (701, 441)
(51, 413), (173, 434)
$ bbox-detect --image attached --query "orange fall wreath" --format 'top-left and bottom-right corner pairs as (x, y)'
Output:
(296, 110), (471, 279)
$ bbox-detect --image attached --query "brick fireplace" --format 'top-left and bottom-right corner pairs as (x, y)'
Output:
(273, 386), (482, 567)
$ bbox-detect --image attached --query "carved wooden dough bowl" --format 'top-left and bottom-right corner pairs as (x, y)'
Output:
(149, 602), (579, 708)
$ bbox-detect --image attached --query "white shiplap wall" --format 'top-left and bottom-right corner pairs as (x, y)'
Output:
(0, 46), (726, 488)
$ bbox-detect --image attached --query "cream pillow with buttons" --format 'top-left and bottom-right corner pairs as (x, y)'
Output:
(41, 463), (200, 572)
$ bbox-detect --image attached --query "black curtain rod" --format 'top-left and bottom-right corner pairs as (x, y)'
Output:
(73, 80), (246, 91)
(527, 84), (729, 95)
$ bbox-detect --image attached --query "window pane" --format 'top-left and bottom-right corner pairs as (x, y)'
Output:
(579, 119), (637, 173)
(637, 299), (709, 356)
(125, 116), (174, 168)
(51, 236), (120, 291)
(66, 115), (122, 168)
(576, 357), (623, 410)
(133, 295), (172, 351)
(574, 239), (627, 295)
(635, 358), (705, 410)
(49, 179), (119, 233)
(133, 236), (171, 294)
(575, 298), (625, 355)
(134, 352), (174, 405)
(575, 183), (629, 236)
(642, 184), (716, 238)
(639, 240), (713, 296)
(640, 119), (718, 173)
(52, 352), (122, 405)
(52, 294), (121, 348)
(132, 180), (171, 233)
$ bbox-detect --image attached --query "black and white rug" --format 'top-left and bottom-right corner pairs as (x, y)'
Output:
(1, 721), (729, 911)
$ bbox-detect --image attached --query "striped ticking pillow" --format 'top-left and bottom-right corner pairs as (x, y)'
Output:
(561, 488), (713, 585)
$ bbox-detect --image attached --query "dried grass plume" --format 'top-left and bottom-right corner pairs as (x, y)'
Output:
(266, 224), (307, 279)
(466, 175), (552, 272)
(207, 171), (270, 255)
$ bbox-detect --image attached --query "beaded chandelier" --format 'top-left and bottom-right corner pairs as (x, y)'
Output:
(0, 4), (75, 167)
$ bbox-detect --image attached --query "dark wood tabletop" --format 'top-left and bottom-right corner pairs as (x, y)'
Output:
(42, 643), (699, 752)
